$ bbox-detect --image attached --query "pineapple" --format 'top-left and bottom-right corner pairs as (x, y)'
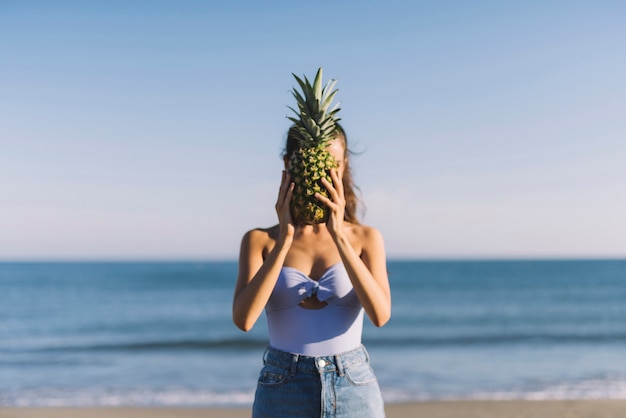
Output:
(286, 68), (341, 225)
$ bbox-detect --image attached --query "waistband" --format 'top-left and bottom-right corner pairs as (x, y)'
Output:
(263, 344), (370, 376)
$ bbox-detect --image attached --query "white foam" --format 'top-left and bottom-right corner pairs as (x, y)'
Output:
(0, 388), (255, 407)
(469, 377), (626, 401)
(4, 377), (626, 407)
(378, 375), (626, 404)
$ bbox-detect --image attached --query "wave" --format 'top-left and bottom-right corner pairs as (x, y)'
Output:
(365, 332), (626, 347)
(21, 337), (269, 353)
(7, 331), (626, 355)
(0, 387), (255, 407)
(4, 378), (626, 407)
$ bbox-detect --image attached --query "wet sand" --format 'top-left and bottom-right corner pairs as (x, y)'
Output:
(2, 400), (626, 418)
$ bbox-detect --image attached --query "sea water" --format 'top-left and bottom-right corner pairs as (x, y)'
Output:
(1, 260), (625, 406)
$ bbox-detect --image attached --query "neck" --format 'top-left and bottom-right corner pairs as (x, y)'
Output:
(295, 223), (328, 236)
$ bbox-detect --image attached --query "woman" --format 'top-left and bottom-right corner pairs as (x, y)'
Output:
(233, 124), (391, 418)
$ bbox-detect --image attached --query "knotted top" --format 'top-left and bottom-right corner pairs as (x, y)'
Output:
(266, 263), (360, 313)
(265, 262), (364, 356)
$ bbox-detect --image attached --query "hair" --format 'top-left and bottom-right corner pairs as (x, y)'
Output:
(285, 123), (361, 224)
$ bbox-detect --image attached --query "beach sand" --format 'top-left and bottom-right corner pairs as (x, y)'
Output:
(1, 400), (626, 418)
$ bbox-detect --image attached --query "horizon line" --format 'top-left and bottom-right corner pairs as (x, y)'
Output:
(1, 256), (625, 263)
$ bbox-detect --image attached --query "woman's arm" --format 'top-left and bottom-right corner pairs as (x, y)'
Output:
(317, 171), (391, 327)
(232, 230), (291, 331)
(333, 225), (391, 327)
(232, 171), (295, 331)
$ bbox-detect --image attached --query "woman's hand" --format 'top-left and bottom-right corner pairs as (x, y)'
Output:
(316, 168), (346, 239)
(275, 170), (295, 245)
(232, 171), (295, 332)
(316, 169), (391, 327)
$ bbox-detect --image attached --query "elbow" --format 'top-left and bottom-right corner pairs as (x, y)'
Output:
(371, 296), (392, 327)
(232, 310), (255, 332)
(233, 317), (253, 332)
(370, 309), (391, 328)
(236, 322), (253, 332)
(232, 299), (253, 332)
(373, 313), (391, 328)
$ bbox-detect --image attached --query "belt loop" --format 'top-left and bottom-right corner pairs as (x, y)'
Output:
(262, 346), (270, 364)
(289, 353), (299, 376)
(362, 344), (370, 363)
(334, 354), (344, 376)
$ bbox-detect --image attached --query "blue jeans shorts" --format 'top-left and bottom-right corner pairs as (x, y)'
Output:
(252, 344), (385, 418)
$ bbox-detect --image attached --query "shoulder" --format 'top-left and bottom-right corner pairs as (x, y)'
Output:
(240, 225), (280, 257)
(345, 223), (385, 254)
(346, 222), (384, 243)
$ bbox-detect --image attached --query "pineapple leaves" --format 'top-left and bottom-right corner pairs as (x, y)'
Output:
(312, 68), (323, 101)
(287, 67), (341, 148)
(321, 89), (338, 113)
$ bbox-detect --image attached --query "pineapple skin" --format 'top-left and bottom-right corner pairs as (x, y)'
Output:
(286, 67), (341, 225)
(288, 145), (338, 225)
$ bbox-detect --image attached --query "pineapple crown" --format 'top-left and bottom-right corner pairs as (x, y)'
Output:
(287, 67), (341, 149)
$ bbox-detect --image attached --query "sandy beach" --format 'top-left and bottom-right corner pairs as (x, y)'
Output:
(2, 400), (626, 418)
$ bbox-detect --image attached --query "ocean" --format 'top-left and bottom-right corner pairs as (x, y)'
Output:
(1, 260), (625, 407)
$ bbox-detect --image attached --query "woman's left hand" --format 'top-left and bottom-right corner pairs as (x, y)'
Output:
(315, 168), (345, 239)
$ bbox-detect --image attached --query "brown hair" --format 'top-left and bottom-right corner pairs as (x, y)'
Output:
(285, 123), (361, 224)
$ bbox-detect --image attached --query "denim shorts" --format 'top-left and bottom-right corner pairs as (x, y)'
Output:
(252, 344), (385, 418)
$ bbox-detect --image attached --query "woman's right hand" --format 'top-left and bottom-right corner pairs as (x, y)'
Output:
(233, 171), (295, 332)
(275, 170), (295, 245)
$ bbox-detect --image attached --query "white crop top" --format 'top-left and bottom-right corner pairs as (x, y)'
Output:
(265, 262), (364, 356)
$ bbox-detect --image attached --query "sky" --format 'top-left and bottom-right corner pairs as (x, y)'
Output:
(1, 0), (625, 260)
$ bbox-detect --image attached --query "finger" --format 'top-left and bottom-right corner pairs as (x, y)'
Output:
(320, 177), (340, 202)
(276, 172), (290, 212)
(285, 181), (295, 205)
(282, 184), (295, 222)
(330, 169), (344, 198)
(278, 171), (291, 201)
(314, 191), (335, 208)
(277, 171), (286, 196)
(279, 178), (294, 207)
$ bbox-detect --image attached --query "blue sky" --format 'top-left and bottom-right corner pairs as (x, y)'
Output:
(1, 1), (625, 260)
